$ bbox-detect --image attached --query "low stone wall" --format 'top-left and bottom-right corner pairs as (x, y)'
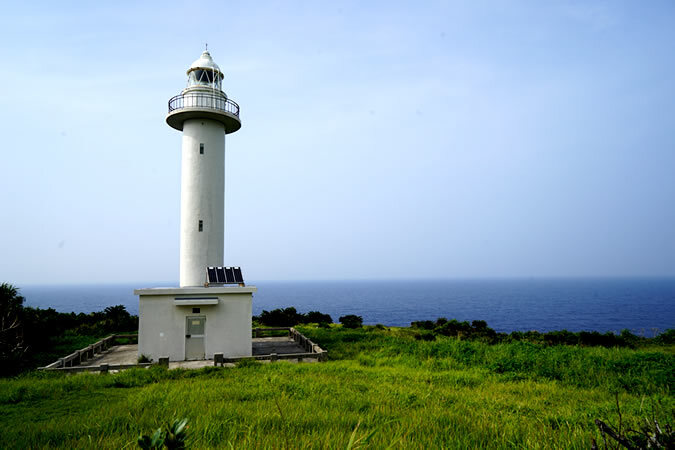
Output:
(216, 327), (327, 365)
(39, 334), (141, 372)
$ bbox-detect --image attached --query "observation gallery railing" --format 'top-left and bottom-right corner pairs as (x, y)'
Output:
(168, 92), (240, 117)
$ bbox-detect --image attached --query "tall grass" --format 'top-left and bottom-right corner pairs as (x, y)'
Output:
(0, 326), (672, 448)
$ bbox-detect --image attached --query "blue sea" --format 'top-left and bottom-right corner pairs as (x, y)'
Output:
(20, 278), (675, 334)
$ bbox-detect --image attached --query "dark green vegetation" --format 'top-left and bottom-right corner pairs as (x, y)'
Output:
(0, 283), (137, 375)
(254, 307), (333, 327)
(1, 323), (672, 448)
(411, 318), (675, 348)
(138, 418), (188, 449)
(339, 314), (364, 329)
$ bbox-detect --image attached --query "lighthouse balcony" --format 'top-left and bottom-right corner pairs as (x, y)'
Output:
(167, 92), (241, 134)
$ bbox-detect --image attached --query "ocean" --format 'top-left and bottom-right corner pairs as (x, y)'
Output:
(20, 278), (675, 334)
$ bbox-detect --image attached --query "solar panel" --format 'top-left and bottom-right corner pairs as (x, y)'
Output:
(225, 267), (235, 283)
(204, 266), (245, 285)
(215, 267), (226, 283)
(207, 267), (217, 283)
(233, 267), (243, 283)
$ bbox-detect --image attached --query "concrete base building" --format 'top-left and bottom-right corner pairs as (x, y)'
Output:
(135, 49), (253, 362)
(135, 286), (254, 361)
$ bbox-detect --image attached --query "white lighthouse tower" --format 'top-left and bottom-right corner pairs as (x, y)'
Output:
(135, 49), (255, 362)
(166, 49), (241, 287)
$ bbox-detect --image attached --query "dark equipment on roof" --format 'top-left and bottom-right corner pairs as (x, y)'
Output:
(205, 266), (245, 286)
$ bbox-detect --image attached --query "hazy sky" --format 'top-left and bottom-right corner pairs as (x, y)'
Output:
(1, 1), (674, 284)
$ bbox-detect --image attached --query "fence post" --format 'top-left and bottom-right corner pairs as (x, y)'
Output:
(214, 353), (223, 367)
(270, 352), (277, 363)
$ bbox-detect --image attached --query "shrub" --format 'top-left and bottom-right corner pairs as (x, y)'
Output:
(257, 307), (302, 327)
(303, 311), (333, 324)
(0, 283), (26, 374)
(339, 315), (363, 329)
(414, 332), (436, 341)
(255, 308), (333, 327)
(411, 320), (435, 330)
(471, 320), (487, 330)
(138, 418), (188, 449)
(436, 319), (471, 337)
(653, 328), (675, 345)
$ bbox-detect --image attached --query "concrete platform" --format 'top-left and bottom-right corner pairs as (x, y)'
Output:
(80, 337), (314, 370)
(80, 344), (138, 367)
(252, 336), (308, 356)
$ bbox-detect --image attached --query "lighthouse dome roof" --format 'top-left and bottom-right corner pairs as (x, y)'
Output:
(187, 50), (222, 75)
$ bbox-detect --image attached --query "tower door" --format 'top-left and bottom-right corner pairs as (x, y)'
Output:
(185, 316), (206, 360)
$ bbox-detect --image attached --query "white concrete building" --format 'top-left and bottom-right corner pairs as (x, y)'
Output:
(135, 49), (255, 361)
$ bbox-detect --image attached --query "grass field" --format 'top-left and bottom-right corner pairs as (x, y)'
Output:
(0, 325), (672, 448)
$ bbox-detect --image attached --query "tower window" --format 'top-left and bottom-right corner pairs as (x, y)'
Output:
(192, 307), (200, 314)
(199, 143), (204, 154)
(198, 220), (203, 232)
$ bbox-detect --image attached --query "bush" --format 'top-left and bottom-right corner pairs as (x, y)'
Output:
(257, 307), (302, 327)
(653, 328), (675, 345)
(255, 308), (333, 327)
(339, 315), (363, 329)
(411, 320), (435, 330)
(414, 332), (436, 341)
(138, 418), (188, 450)
(0, 283), (26, 374)
(303, 311), (333, 324)
(436, 319), (472, 337)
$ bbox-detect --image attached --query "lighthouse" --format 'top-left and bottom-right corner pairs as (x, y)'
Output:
(166, 49), (241, 287)
(135, 49), (255, 361)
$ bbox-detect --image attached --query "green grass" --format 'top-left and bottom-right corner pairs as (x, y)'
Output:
(0, 326), (672, 448)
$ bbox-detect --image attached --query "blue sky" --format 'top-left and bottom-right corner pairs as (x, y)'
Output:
(1, 1), (674, 284)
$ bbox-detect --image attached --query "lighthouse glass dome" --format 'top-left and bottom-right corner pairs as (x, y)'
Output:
(188, 68), (223, 89)
(187, 51), (224, 90)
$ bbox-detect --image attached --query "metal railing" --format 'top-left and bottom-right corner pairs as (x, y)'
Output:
(168, 92), (240, 117)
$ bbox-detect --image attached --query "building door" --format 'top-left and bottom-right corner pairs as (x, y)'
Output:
(185, 316), (206, 360)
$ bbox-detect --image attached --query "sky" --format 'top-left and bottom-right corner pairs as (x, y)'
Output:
(1, 1), (674, 284)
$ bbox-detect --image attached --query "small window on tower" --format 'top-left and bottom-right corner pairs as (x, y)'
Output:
(192, 307), (200, 314)
(199, 143), (204, 154)
(199, 220), (203, 232)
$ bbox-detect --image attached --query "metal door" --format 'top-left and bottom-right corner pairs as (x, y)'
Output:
(185, 316), (206, 360)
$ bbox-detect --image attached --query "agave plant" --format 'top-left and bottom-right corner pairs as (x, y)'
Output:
(138, 418), (188, 449)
